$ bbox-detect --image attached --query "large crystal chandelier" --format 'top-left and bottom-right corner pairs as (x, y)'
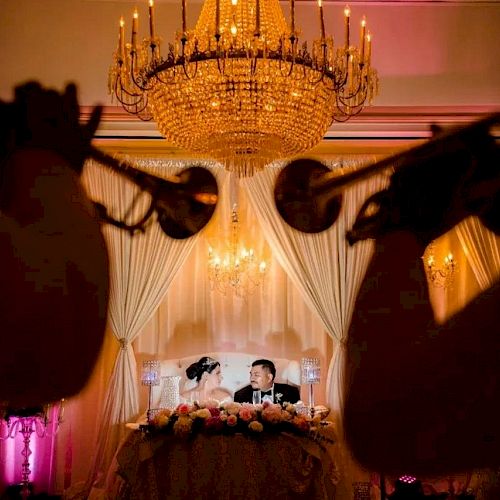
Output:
(207, 204), (268, 297)
(109, 0), (378, 176)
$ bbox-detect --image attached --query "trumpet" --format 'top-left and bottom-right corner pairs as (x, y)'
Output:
(88, 147), (218, 239)
(0, 94), (218, 240)
(275, 112), (500, 240)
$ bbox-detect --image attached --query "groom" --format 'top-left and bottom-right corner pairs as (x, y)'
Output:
(234, 359), (300, 404)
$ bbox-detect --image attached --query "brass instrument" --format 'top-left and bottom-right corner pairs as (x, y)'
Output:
(275, 112), (500, 240)
(88, 147), (218, 239)
(0, 95), (218, 240)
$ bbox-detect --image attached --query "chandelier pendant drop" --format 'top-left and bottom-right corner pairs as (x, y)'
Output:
(208, 204), (268, 298)
(108, 0), (379, 177)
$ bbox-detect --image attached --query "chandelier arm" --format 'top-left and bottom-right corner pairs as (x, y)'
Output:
(250, 53), (258, 76)
(182, 58), (199, 79)
(129, 52), (156, 92)
(154, 68), (178, 85)
(321, 73), (340, 92)
(278, 55), (294, 77)
(113, 74), (149, 112)
(217, 50), (227, 75)
(307, 68), (325, 86)
(115, 84), (151, 118)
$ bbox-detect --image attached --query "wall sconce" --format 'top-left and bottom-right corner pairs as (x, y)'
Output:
(422, 241), (457, 288)
(301, 358), (321, 409)
(141, 360), (161, 422)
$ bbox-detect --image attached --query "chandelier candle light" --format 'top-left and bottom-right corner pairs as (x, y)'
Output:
(109, 0), (378, 177)
(208, 204), (268, 297)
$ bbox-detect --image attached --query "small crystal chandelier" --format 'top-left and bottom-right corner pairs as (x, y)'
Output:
(108, 0), (378, 177)
(422, 241), (457, 289)
(208, 204), (268, 297)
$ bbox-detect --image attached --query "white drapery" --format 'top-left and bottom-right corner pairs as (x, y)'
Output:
(241, 160), (388, 425)
(455, 216), (500, 291)
(135, 172), (330, 369)
(81, 158), (222, 486)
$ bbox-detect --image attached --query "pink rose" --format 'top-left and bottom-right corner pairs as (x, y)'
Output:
(238, 407), (254, 422)
(226, 414), (238, 427)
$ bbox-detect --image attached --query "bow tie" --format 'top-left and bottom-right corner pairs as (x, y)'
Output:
(261, 390), (272, 397)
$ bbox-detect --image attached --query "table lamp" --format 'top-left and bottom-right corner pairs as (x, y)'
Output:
(141, 360), (161, 422)
(301, 357), (320, 409)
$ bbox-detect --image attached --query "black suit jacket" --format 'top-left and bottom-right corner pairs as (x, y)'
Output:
(234, 383), (300, 404)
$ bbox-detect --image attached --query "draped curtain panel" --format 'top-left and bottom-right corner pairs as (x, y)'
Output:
(455, 216), (500, 291)
(241, 159), (389, 428)
(81, 158), (223, 490)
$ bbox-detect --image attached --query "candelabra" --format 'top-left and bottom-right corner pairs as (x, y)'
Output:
(422, 241), (457, 289)
(301, 357), (321, 410)
(141, 360), (161, 422)
(0, 401), (64, 499)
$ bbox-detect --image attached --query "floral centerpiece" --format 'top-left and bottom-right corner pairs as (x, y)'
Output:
(145, 401), (327, 439)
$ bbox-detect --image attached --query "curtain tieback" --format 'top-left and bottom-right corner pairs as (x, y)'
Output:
(118, 338), (128, 350)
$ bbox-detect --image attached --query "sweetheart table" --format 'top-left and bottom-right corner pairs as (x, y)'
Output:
(110, 424), (339, 499)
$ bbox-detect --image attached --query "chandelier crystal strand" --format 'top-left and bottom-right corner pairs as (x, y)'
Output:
(208, 204), (268, 297)
(109, 0), (378, 177)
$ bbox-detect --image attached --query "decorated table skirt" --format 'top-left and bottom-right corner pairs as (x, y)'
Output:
(113, 429), (338, 500)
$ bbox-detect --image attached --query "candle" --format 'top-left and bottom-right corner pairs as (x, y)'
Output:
(119, 17), (125, 60)
(131, 8), (139, 51)
(366, 32), (371, 65)
(182, 0), (187, 34)
(149, 0), (156, 39)
(290, 0), (295, 34)
(359, 16), (366, 61)
(347, 53), (353, 93)
(256, 0), (260, 34)
(344, 5), (350, 50)
(318, 0), (325, 41)
(215, 0), (220, 36)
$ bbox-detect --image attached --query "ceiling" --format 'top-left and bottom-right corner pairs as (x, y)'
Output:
(1, 0), (499, 158)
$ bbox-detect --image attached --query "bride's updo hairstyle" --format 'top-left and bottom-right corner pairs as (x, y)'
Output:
(185, 357), (220, 382)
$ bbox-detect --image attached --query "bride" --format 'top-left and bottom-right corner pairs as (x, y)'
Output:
(181, 357), (232, 404)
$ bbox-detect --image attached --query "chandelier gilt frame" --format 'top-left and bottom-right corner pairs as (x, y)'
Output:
(109, 0), (378, 176)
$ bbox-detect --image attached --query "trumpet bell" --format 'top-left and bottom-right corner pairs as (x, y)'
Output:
(156, 166), (218, 239)
(274, 159), (342, 233)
